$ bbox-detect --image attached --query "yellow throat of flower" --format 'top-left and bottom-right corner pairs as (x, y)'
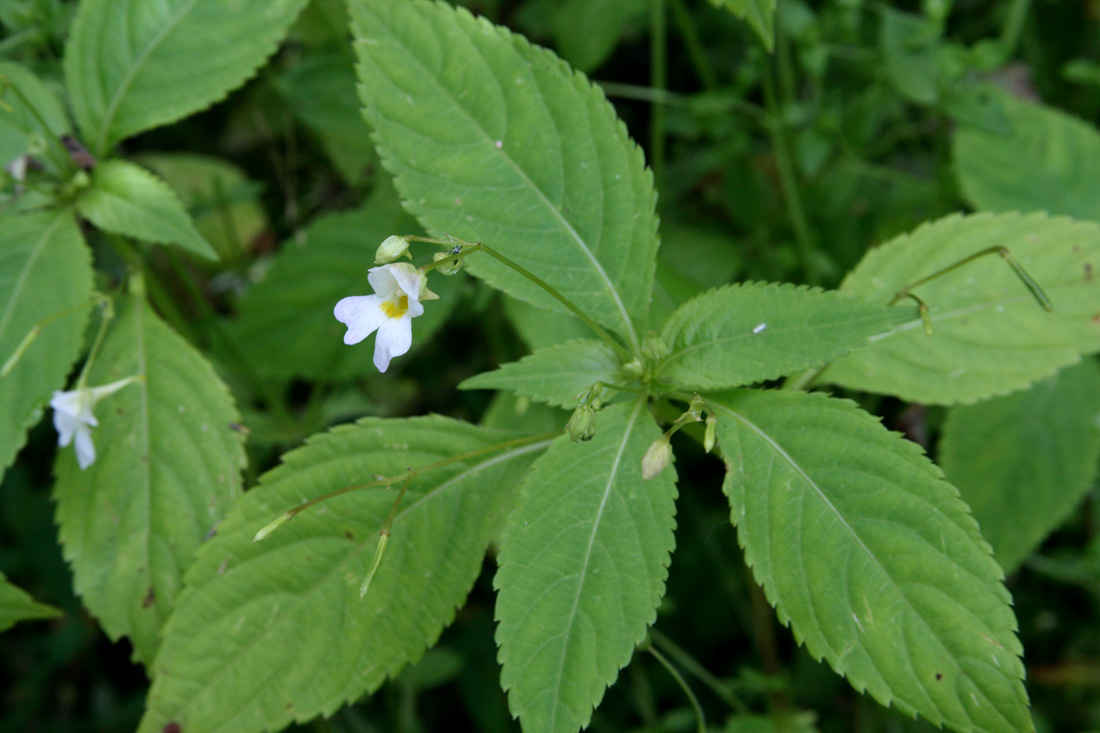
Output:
(381, 295), (409, 319)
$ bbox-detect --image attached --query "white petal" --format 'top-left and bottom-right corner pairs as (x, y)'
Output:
(74, 425), (96, 470)
(53, 407), (78, 448)
(366, 266), (399, 297)
(385, 263), (422, 302)
(373, 316), (414, 372)
(334, 295), (387, 345)
(50, 389), (84, 418)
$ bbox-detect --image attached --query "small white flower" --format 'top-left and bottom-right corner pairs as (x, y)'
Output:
(334, 263), (435, 372)
(51, 376), (139, 470)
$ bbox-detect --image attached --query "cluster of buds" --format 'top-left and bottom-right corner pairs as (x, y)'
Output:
(641, 394), (716, 481)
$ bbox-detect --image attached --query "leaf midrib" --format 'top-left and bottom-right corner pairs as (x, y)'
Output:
(545, 397), (643, 731)
(156, 437), (553, 728)
(714, 398), (1014, 725)
(357, 4), (640, 350)
(0, 211), (68, 341)
(93, 0), (201, 154)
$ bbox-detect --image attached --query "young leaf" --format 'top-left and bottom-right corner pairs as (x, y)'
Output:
(658, 282), (915, 390)
(0, 571), (62, 632)
(139, 417), (550, 733)
(495, 398), (678, 733)
(64, 0), (310, 155)
(53, 291), (246, 666)
(137, 153), (267, 263)
(350, 0), (658, 350)
(460, 339), (622, 407)
(229, 200), (458, 382)
(954, 92), (1100, 222)
(76, 160), (218, 260)
(708, 0), (777, 52)
(0, 210), (92, 479)
(827, 212), (1100, 404)
(939, 359), (1100, 573)
(709, 389), (1032, 733)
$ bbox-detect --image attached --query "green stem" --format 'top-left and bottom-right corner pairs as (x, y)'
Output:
(647, 643), (705, 733)
(410, 236), (637, 362)
(75, 296), (115, 391)
(650, 0), (668, 195)
(650, 628), (748, 713)
(668, 0), (717, 91)
(761, 56), (818, 284)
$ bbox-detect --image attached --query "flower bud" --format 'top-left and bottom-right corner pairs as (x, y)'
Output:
(374, 235), (411, 264)
(703, 415), (717, 453)
(433, 250), (463, 275)
(641, 437), (672, 480)
(566, 405), (596, 442)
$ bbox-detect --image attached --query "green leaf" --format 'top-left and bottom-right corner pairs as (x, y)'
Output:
(552, 0), (648, 72)
(139, 417), (550, 732)
(0, 571), (62, 632)
(350, 0), (658, 351)
(658, 282), (915, 390)
(53, 290), (245, 666)
(0, 60), (70, 167)
(276, 53), (376, 183)
(709, 389), (1032, 733)
(879, 7), (940, 104)
(64, 0), (310, 155)
(709, 0), (777, 52)
(504, 297), (592, 350)
(0, 210), (92, 479)
(76, 160), (218, 260)
(939, 359), (1100, 573)
(137, 153), (267, 263)
(954, 92), (1100, 222)
(828, 212), (1100, 404)
(230, 199), (458, 382)
(460, 339), (622, 407)
(495, 398), (678, 733)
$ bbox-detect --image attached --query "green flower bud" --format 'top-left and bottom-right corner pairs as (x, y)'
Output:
(566, 405), (596, 442)
(641, 437), (672, 480)
(374, 235), (411, 264)
(703, 415), (717, 453)
(433, 250), (463, 275)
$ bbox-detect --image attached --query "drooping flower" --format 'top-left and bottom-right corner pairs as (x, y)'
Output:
(51, 376), (139, 470)
(334, 263), (436, 372)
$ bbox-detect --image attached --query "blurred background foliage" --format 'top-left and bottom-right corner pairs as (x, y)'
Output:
(3, 0), (1100, 730)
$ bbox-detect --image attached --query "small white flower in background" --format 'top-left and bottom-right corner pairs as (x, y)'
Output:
(51, 376), (139, 470)
(334, 262), (437, 373)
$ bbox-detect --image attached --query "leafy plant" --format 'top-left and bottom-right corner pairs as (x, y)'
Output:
(4, 0), (1100, 732)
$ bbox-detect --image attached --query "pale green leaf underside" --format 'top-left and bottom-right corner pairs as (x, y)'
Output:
(0, 571), (62, 632)
(53, 293), (245, 666)
(140, 417), (548, 733)
(710, 389), (1032, 733)
(76, 160), (217, 259)
(350, 0), (658, 349)
(64, 0), (310, 155)
(460, 339), (622, 407)
(709, 0), (776, 51)
(828, 212), (1100, 404)
(939, 359), (1100, 573)
(659, 282), (915, 390)
(230, 200), (458, 382)
(495, 399), (678, 733)
(954, 92), (1100, 222)
(0, 210), (92, 479)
